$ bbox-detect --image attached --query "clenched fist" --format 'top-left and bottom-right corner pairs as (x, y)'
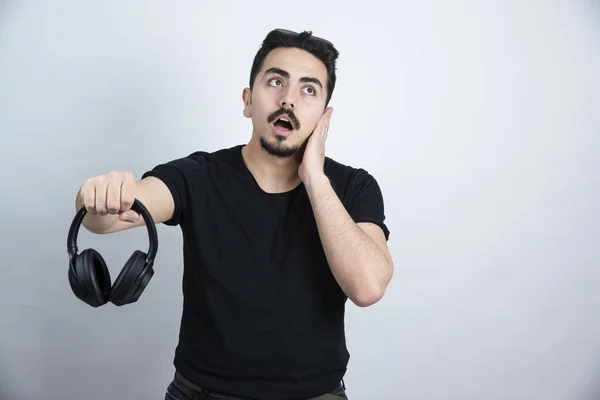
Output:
(78, 171), (139, 223)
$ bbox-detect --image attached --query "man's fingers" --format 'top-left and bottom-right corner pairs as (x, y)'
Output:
(119, 210), (140, 223)
(120, 173), (136, 212)
(322, 107), (333, 139)
(95, 181), (108, 215)
(82, 182), (96, 214)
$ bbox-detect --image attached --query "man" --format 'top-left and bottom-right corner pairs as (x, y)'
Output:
(76, 29), (393, 400)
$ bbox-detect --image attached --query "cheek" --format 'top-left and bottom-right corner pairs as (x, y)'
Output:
(250, 100), (270, 121)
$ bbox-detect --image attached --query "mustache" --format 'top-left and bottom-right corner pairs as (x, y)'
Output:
(267, 108), (301, 130)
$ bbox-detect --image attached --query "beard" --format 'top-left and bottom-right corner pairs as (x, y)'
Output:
(258, 107), (303, 158)
(260, 135), (301, 158)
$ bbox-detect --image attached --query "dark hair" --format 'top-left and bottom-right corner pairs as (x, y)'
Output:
(249, 29), (340, 105)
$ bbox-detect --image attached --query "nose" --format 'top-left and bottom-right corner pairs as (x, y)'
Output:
(279, 87), (296, 109)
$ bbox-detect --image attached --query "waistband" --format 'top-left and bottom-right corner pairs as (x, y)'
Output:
(176, 371), (249, 399)
(175, 371), (345, 400)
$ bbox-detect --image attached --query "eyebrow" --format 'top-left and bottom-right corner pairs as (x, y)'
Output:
(264, 67), (323, 89)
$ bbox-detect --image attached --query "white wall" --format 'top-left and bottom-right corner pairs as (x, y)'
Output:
(0, 1), (599, 399)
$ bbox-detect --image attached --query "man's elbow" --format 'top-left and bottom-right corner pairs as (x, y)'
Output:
(350, 283), (387, 308)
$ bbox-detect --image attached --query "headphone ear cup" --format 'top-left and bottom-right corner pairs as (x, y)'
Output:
(110, 250), (153, 306)
(70, 249), (111, 307)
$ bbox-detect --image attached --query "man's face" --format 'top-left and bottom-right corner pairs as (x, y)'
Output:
(243, 47), (329, 158)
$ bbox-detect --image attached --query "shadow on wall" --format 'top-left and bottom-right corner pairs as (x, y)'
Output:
(0, 0), (7, 18)
(590, 0), (600, 33)
(0, 373), (12, 400)
(577, 380), (600, 400)
(0, 381), (13, 400)
(576, 358), (600, 400)
(0, 0), (10, 37)
(0, 373), (29, 399)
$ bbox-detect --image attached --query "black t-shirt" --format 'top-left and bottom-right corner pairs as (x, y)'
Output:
(142, 144), (389, 400)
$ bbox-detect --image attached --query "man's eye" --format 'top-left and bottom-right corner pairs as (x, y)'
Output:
(269, 79), (283, 86)
(303, 87), (315, 95)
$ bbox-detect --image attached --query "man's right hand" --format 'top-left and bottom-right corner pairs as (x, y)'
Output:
(78, 171), (140, 224)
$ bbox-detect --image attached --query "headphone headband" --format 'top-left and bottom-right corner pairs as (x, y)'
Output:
(67, 199), (158, 263)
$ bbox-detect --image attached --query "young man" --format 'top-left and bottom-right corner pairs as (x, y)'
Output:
(76, 29), (393, 400)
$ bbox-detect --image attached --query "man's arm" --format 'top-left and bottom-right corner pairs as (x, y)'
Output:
(76, 175), (175, 234)
(304, 174), (394, 307)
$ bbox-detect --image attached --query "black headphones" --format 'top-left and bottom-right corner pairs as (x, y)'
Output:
(67, 199), (158, 307)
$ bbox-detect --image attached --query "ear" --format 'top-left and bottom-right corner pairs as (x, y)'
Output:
(242, 88), (252, 118)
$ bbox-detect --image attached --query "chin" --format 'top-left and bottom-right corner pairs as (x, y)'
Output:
(260, 136), (300, 159)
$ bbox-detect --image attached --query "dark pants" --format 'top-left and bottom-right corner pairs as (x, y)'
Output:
(164, 371), (348, 400)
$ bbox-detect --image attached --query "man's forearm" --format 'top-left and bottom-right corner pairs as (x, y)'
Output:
(304, 174), (393, 307)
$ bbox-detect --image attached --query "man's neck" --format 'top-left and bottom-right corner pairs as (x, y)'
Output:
(242, 137), (302, 194)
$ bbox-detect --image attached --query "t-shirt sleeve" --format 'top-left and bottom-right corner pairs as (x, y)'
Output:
(345, 168), (390, 241)
(141, 152), (208, 227)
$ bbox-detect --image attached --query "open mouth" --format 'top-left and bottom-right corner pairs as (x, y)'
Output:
(274, 117), (294, 131)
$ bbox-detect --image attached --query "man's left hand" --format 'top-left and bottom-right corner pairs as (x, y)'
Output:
(299, 107), (333, 184)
